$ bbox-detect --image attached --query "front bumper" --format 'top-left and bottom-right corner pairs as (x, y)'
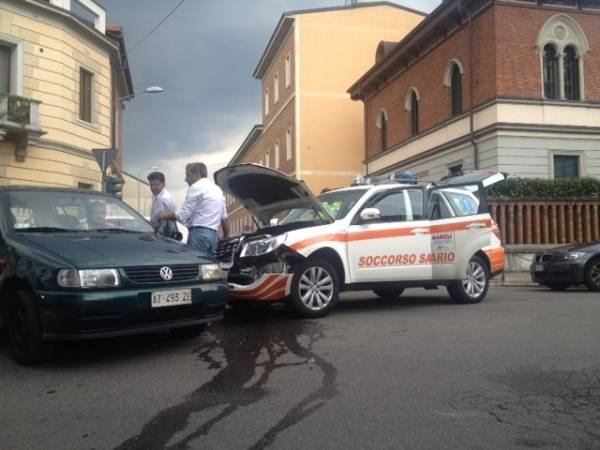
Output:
(38, 282), (227, 340)
(530, 260), (587, 285)
(228, 273), (293, 302)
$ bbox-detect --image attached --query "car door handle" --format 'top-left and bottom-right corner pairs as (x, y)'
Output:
(466, 223), (486, 229)
(411, 228), (430, 235)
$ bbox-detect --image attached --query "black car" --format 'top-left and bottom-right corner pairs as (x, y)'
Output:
(0, 187), (227, 364)
(530, 241), (600, 291)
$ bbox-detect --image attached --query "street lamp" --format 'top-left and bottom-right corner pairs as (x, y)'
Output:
(119, 86), (164, 101)
(137, 166), (160, 214)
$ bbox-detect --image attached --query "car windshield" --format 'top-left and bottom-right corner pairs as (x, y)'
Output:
(278, 188), (367, 225)
(7, 191), (154, 233)
(318, 188), (368, 220)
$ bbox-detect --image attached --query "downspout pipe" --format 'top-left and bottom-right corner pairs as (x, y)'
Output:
(464, 0), (479, 169)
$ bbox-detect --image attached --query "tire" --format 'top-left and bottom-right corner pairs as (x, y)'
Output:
(170, 324), (207, 339)
(373, 288), (405, 299)
(584, 257), (600, 292)
(287, 257), (339, 318)
(546, 283), (570, 291)
(447, 255), (489, 304)
(7, 289), (54, 365)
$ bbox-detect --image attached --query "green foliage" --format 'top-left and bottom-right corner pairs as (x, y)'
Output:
(488, 177), (600, 198)
(0, 93), (30, 126)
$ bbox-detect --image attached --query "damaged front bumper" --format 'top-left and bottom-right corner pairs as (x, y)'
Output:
(216, 237), (303, 302)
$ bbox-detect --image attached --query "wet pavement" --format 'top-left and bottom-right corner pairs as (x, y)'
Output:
(1, 287), (599, 449)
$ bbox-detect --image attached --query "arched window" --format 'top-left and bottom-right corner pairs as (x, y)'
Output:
(410, 92), (419, 136)
(563, 45), (580, 101)
(538, 14), (589, 101)
(543, 44), (560, 100)
(451, 64), (462, 116)
(376, 109), (388, 152)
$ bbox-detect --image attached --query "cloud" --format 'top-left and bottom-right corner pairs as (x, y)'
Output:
(150, 123), (250, 206)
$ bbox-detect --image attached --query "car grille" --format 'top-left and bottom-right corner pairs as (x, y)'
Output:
(215, 237), (241, 263)
(123, 264), (199, 283)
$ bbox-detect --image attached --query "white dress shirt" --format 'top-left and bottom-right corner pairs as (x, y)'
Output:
(150, 188), (177, 230)
(176, 178), (228, 231)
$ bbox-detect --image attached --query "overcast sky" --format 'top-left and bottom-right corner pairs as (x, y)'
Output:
(97, 0), (441, 203)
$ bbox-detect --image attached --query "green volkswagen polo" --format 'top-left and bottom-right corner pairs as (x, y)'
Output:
(0, 187), (227, 364)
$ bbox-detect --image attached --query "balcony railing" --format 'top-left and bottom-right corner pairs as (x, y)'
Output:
(489, 198), (600, 245)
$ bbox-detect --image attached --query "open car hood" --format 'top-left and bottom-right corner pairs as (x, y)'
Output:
(214, 164), (334, 225)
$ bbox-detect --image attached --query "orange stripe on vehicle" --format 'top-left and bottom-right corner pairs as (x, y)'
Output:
(484, 247), (505, 273)
(290, 219), (493, 253)
(229, 274), (279, 297)
(430, 219), (492, 234)
(230, 278), (289, 301)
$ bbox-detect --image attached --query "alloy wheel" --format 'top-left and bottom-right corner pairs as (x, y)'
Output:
(298, 266), (334, 311)
(462, 261), (487, 298)
(590, 262), (600, 287)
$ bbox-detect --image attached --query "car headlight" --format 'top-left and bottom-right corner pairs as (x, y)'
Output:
(558, 252), (587, 261)
(200, 263), (223, 281)
(57, 269), (121, 288)
(240, 234), (287, 257)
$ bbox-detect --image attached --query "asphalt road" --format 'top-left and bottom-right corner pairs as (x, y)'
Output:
(1, 287), (599, 450)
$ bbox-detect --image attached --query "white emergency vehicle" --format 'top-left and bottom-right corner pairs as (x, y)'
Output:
(215, 164), (505, 318)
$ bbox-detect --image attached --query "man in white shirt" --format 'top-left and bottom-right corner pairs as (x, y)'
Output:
(160, 162), (229, 255)
(147, 171), (179, 238)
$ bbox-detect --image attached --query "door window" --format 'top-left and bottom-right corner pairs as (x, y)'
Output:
(441, 189), (479, 217)
(365, 189), (424, 222)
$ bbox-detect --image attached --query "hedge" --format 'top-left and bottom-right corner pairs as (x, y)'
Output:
(487, 177), (600, 198)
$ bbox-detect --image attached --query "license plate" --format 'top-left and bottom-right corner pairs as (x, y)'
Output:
(534, 264), (544, 272)
(151, 289), (192, 308)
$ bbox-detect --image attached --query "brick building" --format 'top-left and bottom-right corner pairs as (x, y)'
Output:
(225, 2), (425, 236)
(349, 0), (600, 181)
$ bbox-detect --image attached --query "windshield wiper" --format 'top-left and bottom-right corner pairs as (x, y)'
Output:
(15, 227), (71, 233)
(93, 228), (143, 233)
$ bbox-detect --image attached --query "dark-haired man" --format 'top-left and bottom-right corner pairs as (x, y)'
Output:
(160, 162), (229, 254)
(147, 171), (178, 238)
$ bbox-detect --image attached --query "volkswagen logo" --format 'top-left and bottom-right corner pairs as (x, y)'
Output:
(160, 266), (173, 281)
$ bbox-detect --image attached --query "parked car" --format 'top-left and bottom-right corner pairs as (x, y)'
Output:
(214, 164), (505, 318)
(0, 187), (227, 364)
(530, 242), (600, 291)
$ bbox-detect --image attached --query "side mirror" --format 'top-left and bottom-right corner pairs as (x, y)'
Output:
(269, 218), (279, 226)
(360, 207), (381, 221)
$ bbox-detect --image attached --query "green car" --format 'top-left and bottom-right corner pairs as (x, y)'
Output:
(0, 187), (227, 364)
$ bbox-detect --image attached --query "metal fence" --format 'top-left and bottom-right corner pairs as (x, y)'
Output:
(489, 198), (600, 245)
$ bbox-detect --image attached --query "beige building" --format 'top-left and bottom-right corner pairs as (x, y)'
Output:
(226, 2), (424, 236)
(0, 0), (132, 191)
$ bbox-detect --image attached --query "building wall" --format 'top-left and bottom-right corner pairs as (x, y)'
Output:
(298, 6), (424, 195)
(0, 1), (114, 188)
(390, 133), (600, 181)
(361, 2), (600, 181)
(365, 5), (497, 161)
(495, 3), (600, 101)
(262, 29), (295, 127)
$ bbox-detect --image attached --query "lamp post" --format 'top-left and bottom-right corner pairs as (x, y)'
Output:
(137, 166), (160, 214)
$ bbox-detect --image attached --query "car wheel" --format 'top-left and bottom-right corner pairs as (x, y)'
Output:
(584, 258), (600, 292)
(546, 283), (570, 291)
(373, 288), (405, 299)
(7, 289), (54, 365)
(288, 257), (339, 318)
(170, 324), (208, 339)
(447, 255), (489, 304)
